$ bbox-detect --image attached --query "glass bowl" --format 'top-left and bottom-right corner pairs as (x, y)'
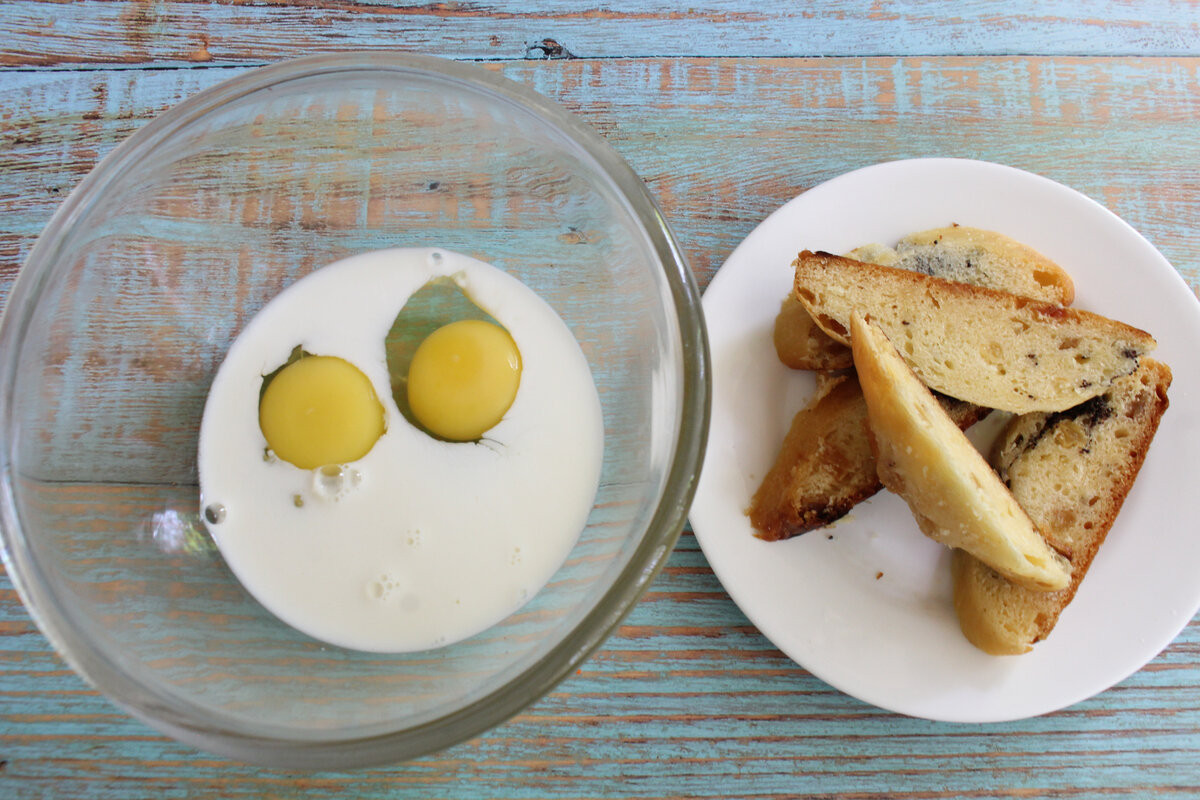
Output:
(0, 53), (708, 768)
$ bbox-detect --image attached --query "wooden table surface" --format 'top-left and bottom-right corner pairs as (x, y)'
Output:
(3, 3), (1200, 798)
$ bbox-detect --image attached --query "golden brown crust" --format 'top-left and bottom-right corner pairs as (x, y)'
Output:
(773, 296), (854, 370)
(793, 250), (1156, 413)
(747, 373), (987, 541)
(748, 375), (874, 540)
(951, 550), (1033, 655)
(953, 359), (1172, 654)
(775, 226), (1075, 371)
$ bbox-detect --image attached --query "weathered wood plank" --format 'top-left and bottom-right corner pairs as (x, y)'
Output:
(3, 57), (1199, 297)
(2, 0), (1200, 67)
(1, 53), (1199, 799)
(1, 529), (1198, 798)
(2, 57), (1199, 484)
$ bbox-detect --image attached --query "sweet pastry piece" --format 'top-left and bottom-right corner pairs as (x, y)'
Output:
(747, 373), (987, 540)
(854, 226), (1076, 303)
(952, 359), (1172, 654)
(754, 228), (1077, 540)
(774, 226), (1075, 371)
(851, 313), (1071, 591)
(773, 293), (851, 370)
(794, 250), (1156, 413)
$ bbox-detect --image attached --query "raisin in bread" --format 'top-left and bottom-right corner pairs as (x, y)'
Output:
(952, 359), (1171, 654)
(795, 250), (1155, 413)
(774, 226), (1075, 371)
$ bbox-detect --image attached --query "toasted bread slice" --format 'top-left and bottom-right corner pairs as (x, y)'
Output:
(851, 313), (1071, 591)
(873, 226), (1075, 304)
(952, 359), (1172, 654)
(773, 295), (853, 370)
(748, 373), (987, 540)
(775, 227), (1075, 371)
(756, 227), (1075, 540)
(796, 251), (1155, 413)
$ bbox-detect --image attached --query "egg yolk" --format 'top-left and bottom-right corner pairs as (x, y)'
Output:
(259, 355), (385, 470)
(407, 319), (521, 441)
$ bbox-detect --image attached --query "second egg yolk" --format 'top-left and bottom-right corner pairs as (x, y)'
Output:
(259, 355), (385, 470)
(407, 319), (521, 442)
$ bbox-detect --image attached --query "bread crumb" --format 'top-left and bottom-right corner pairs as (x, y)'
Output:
(875, 571), (884, 580)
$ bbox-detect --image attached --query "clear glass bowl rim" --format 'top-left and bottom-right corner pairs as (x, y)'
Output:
(0, 52), (711, 768)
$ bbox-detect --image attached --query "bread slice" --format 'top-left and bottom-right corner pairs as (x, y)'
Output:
(795, 250), (1155, 413)
(952, 359), (1172, 654)
(866, 226), (1076, 304)
(755, 227), (1076, 540)
(748, 373), (987, 540)
(851, 313), (1071, 591)
(775, 226), (1075, 371)
(774, 294), (853, 370)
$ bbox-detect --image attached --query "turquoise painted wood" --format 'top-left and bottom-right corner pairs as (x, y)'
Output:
(0, 532), (1197, 797)
(4, 59), (1200, 300)
(2, 3), (1200, 797)
(1, 0), (1200, 65)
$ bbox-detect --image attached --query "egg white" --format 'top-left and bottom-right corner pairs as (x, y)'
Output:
(197, 248), (604, 652)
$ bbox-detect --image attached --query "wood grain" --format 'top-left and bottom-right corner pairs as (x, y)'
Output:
(3, 0), (1200, 66)
(1, 529), (1198, 798)
(3, 58), (1199, 301)
(1, 22), (1200, 800)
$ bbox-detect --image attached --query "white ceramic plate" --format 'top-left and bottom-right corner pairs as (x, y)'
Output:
(690, 158), (1200, 722)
